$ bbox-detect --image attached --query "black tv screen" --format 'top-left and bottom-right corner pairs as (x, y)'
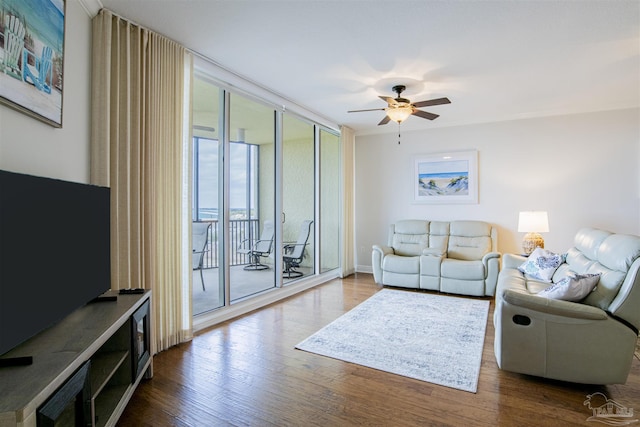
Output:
(0, 170), (111, 357)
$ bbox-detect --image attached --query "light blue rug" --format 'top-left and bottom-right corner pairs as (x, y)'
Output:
(295, 289), (490, 393)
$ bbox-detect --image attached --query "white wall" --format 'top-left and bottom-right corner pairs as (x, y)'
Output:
(0, 0), (92, 183)
(355, 108), (640, 271)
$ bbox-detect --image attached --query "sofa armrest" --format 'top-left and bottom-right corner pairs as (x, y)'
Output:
(502, 289), (608, 320)
(483, 252), (501, 296)
(372, 245), (393, 284)
(373, 244), (393, 256)
(482, 251), (501, 263)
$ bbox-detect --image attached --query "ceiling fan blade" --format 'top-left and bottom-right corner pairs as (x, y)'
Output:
(379, 96), (398, 106)
(347, 108), (386, 113)
(378, 115), (391, 126)
(412, 110), (439, 120)
(412, 97), (451, 108)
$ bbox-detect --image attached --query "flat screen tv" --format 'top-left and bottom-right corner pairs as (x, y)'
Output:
(0, 170), (111, 359)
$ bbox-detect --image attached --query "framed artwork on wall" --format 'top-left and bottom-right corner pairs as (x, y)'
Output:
(414, 150), (478, 204)
(0, 0), (65, 127)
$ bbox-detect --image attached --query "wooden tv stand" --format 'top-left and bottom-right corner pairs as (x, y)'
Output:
(0, 290), (152, 427)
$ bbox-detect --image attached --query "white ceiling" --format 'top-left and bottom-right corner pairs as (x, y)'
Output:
(97, 0), (639, 135)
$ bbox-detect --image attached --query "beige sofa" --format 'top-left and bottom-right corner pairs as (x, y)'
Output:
(494, 227), (640, 384)
(372, 220), (500, 296)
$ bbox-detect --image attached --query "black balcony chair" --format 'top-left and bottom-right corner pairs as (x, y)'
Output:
(192, 222), (211, 291)
(238, 220), (274, 271)
(283, 220), (314, 279)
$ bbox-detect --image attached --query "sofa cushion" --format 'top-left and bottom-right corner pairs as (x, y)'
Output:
(447, 221), (492, 260)
(382, 254), (420, 274)
(573, 228), (611, 261)
(597, 234), (640, 272)
(551, 248), (591, 282)
(393, 219), (430, 234)
(442, 258), (485, 280)
(518, 248), (565, 282)
(450, 220), (491, 237)
(582, 267), (627, 310)
(537, 271), (600, 302)
(427, 221), (450, 256)
(448, 236), (492, 260)
(565, 234), (640, 310)
(391, 220), (429, 256)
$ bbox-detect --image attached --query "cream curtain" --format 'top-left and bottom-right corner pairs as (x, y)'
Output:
(91, 9), (193, 352)
(340, 126), (356, 277)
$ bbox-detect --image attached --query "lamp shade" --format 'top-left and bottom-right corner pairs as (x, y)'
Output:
(386, 106), (413, 123)
(518, 211), (549, 233)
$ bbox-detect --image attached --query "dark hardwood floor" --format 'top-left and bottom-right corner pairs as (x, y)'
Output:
(117, 273), (640, 426)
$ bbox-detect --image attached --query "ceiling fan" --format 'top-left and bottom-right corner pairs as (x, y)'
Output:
(348, 85), (451, 125)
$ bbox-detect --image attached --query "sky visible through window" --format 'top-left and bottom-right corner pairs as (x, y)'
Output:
(195, 137), (256, 220)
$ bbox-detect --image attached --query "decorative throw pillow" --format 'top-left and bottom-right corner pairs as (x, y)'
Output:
(518, 248), (566, 282)
(537, 271), (601, 302)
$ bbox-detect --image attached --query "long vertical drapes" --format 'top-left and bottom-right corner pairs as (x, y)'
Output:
(91, 9), (193, 352)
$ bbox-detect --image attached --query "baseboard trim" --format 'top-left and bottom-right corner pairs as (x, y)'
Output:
(357, 265), (373, 274)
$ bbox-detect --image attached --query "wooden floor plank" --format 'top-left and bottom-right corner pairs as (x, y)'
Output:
(117, 273), (640, 426)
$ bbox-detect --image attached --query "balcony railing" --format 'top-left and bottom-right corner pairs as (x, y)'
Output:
(195, 219), (260, 268)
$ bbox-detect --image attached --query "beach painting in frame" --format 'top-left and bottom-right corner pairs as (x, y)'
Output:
(414, 150), (478, 204)
(0, 0), (65, 127)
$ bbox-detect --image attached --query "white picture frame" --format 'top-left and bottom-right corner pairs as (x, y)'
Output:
(0, 0), (66, 127)
(414, 150), (478, 204)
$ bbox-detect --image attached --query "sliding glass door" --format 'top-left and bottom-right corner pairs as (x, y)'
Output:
(191, 66), (341, 318)
(192, 76), (223, 314)
(228, 93), (276, 300)
(282, 114), (315, 282)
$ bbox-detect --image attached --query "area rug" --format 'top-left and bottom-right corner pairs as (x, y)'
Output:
(295, 289), (490, 393)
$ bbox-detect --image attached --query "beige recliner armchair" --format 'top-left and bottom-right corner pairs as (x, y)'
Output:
(494, 227), (640, 384)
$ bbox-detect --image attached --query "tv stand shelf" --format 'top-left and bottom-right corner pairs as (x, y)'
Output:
(91, 350), (130, 396)
(0, 290), (152, 427)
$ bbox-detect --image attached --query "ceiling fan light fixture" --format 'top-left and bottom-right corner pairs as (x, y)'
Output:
(347, 84), (450, 129)
(386, 106), (413, 123)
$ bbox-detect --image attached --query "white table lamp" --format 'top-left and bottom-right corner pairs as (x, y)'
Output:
(518, 211), (549, 255)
